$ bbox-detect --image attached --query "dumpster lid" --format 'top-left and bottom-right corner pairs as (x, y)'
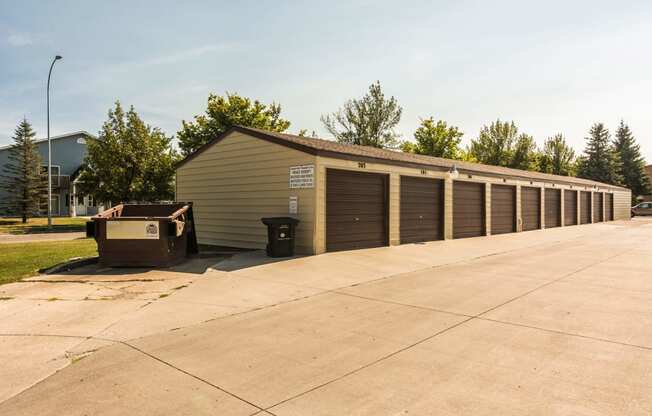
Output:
(92, 202), (193, 220)
(261, 217), (300, 226)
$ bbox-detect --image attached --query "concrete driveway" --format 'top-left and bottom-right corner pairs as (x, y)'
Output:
(1, 218), (651, 415)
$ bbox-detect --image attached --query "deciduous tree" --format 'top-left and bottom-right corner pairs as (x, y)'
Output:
(321, 81), (402, 148)
(177, 93), (291, 156)
(510, 134), (538, 171)
(0, 119), (46, 222)
(78, 102), (177, 203)
(401, 118), (463, 159)
(298, 129), (317, 138)
(537, 134), (576, 176)
(469, 120), (543, 171)
(468, 120), (519, 167)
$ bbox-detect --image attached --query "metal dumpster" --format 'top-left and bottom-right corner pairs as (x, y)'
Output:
(87, 202), (198, 267)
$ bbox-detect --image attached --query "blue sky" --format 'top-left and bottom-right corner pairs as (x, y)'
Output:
(1, 0), (651, 162)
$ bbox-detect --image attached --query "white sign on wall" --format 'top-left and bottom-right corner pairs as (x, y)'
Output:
(289, 165), (314, 189)
(289, 196), (298, 214)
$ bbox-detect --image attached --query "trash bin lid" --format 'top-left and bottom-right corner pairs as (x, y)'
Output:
(261, 217), (300, 226)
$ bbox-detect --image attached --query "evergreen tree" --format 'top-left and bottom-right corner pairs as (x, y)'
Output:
(400, 118), (463, 159)
(576, 123), (622, 185)
(177, 93), (291, 156)
(0, 119), (47, 223)
(78, 101), (177, 203)
(537, 134), (576, 176)
(613, 120), (651, 199)
(321, 81), (402, 148)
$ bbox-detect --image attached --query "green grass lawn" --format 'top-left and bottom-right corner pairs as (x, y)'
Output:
(0, 239), (98, 285)
(0, 217), (88, 234)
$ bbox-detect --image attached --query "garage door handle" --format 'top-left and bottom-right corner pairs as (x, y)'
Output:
(354, 217), (360, 221)
(419, 215), (423, 219)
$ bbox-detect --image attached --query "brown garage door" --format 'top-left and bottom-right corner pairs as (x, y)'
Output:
(453, 181), (485, 239)
(593, 192), (604, 222)
(400, 176), (444, 244)
(326, 169), (388, 252)
(605, 193), (614, 221)
(564, 190), (578, 226)
(491, 184), (516, 235)
(521, 186), (541, 231)
(580, 191), (591, 224)
(545, 188), (561, 228)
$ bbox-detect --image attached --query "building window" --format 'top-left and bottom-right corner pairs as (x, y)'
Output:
(41, 165), (60, 176)
(41, 165), (61, 186)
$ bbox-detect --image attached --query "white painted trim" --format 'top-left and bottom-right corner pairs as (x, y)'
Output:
(0, 131), (96, 151)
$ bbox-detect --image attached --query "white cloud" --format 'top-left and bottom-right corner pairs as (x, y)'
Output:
(108, 43), (233, 73)
(7, 33), (33, 47)
(143, 44), (228, 66)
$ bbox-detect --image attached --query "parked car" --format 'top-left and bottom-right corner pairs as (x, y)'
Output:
(631, 202), (652, 216)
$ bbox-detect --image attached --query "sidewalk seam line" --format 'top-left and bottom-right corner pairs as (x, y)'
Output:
(262, 249), (630, 412)
(121, 341), (266, 413)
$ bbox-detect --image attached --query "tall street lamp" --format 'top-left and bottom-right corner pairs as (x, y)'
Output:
(47, 55), (62, 228)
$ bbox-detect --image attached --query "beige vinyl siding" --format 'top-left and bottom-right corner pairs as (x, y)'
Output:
(485, 183), (492, 235)
(314, 157), (519, 252)
(313, 155), (631, 254)
(176, 132), (316, 253)
(443, 178), (454, 239)
(314, 157), (451, 253)
(389, 173), (400, 246)
(176, 127), (632, 256)
(613, 190), (632, 220)
(515, 185), (523, 232)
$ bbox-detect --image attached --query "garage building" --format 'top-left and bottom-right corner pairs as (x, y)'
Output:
(176, 126), (631, 254)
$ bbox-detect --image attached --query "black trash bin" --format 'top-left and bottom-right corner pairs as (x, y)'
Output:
(261, 217), (300, 257)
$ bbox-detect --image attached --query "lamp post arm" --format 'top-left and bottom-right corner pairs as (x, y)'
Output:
(46, 56), (61, 227)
